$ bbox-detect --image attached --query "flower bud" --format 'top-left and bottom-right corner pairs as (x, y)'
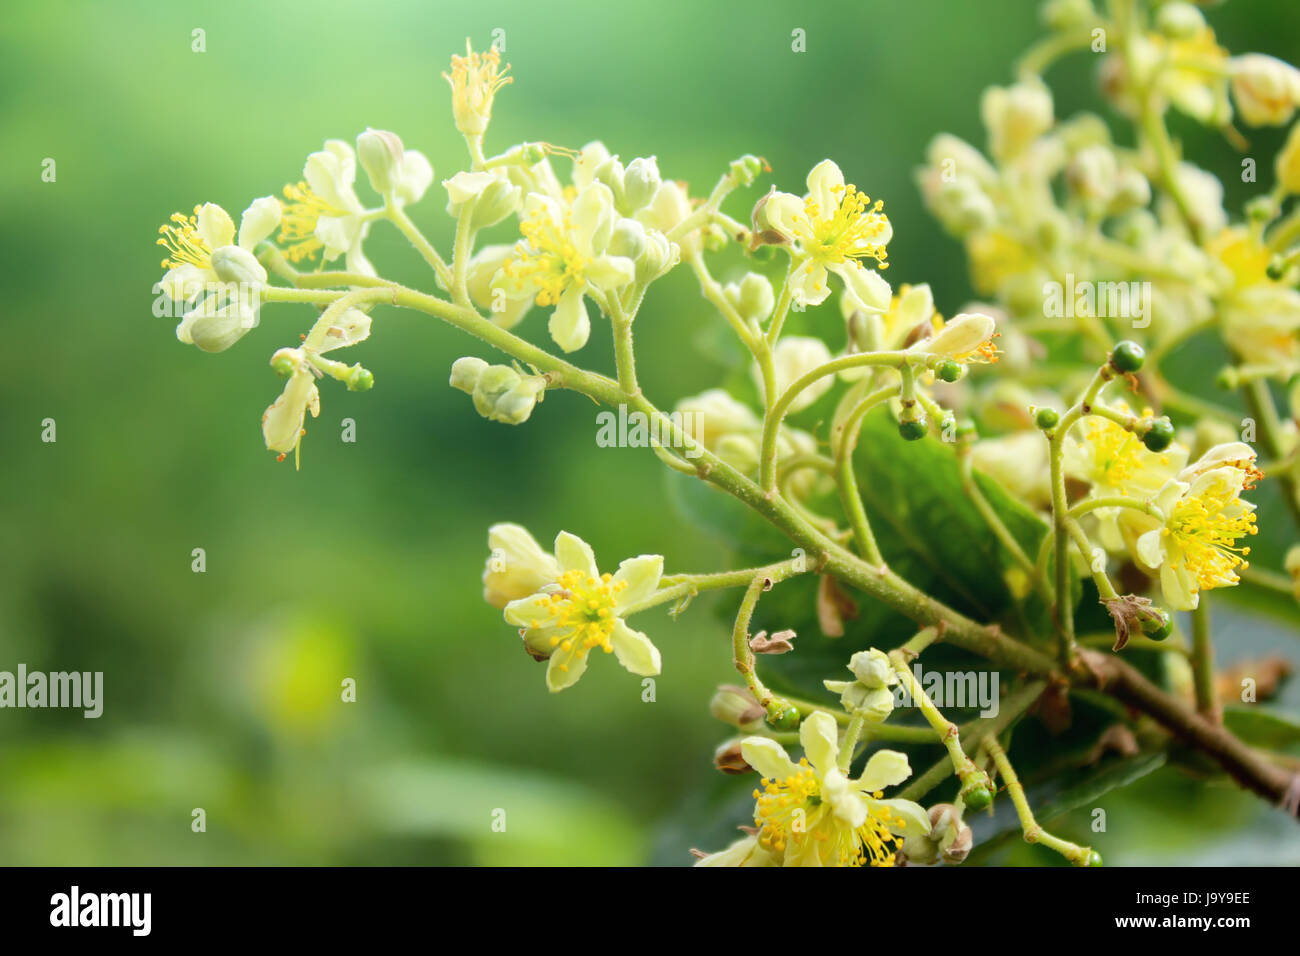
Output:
(709, 685), (766, 731)
(477, 365), (545, 425)
(357, 128), (406, 196)
(750, 187), (790, 247)
(725, 272), (776, 325)
(449, 356), (489, 393)
(981, 80), (1053, 161)
(729, 154), (766, 188)
(483, 523), (560, 610)
(1041, 0), (1095, 32)
(572, 141), (612, 189)
(210, 246), (267, 287)
(1154, 2), (1204, 39)
(713, 739), (752, 775)
(1285, 545), (1300, 601)
(1277, 122), (1300, 195)
(593, 155), (626, 207)
(1230, 54), (1300, 127)
(760, 336), (834, 413)
(636, 229), (678, 285)
(622, 156), (662, 213)
(848, 648), (895, 688)
(608, 219), (647, 261)
(638, 180), (698, 257)
(1066, 145), (1118, 204)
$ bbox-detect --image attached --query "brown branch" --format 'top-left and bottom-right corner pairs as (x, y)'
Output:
(1079, 650), (1300, 819)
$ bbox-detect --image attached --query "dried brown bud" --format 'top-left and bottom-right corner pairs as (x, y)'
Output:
(713, 739), (751, 775)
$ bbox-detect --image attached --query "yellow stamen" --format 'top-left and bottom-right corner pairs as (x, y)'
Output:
(502, 204), (588, 306)
(277, 181), (343, 263)
(156, 205), (211, 271)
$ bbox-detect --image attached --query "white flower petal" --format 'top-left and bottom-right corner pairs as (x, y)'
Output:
(554, 531), (598, 578)
(612, 554), (664, 609)
(740, 737), (799, 781)
(548, 287), (590, 353)
(858, 749), (912, 791)
(545, 641), (589, 692)
(609, 619), (661, 676)
(799, 711), (840, 774)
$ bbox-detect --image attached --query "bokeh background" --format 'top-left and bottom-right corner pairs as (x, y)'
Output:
(2, 0), (1299, 865)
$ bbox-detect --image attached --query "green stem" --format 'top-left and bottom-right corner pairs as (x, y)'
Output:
(984, 736), (1095, 865)
(1191, 598), (1219, 723)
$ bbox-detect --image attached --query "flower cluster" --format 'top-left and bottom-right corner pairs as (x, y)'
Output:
(155, 7), (1300, 868)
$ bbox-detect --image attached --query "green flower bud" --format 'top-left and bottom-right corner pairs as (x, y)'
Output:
(210, 245), (267, 287)
(452, 358), (545, 425)
(725, 272), (776, 325)
(1086, 849), (1104, 867)
(593, 155), (626, 206)
(1034, 406), (1060, 430)
(470, 176), (522, 230)
(608, 219), (647, 262)
(636, 229), (677, 285)
(848, 648), (895, 689)
(357, 128), (405, 196)
(1142, 417), (1176, 452)
(449, 356), (489, 394)
(728, 154), (766, 188)
(622, 156), (662, 213)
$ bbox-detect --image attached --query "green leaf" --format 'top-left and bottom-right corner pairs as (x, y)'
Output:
(1222, 706), (1300, 751)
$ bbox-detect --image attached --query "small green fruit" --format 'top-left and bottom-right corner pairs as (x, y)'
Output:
(899, 419), (928, 441)
(766, 703), (800, 731)
(1142, 417), (1176, 452)
(1141, 609), (1173, 641)
(1110, 341), (1146, 374)
(936, 360), (962, 383)
(961, 781), (993, 812)
(1035, 407), (1060, 430)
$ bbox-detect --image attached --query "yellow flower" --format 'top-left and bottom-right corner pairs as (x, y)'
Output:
(763, 160), (893, 309)
(1065, 407), (1187, 550)
(503, 532), (662, 692)
(496, 188), (635, 352)
(694, 711), (929, 867)
(1135, 446), (1260, 610)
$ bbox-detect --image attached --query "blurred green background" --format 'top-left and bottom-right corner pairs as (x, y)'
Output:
(2, 0), (1299, 865)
